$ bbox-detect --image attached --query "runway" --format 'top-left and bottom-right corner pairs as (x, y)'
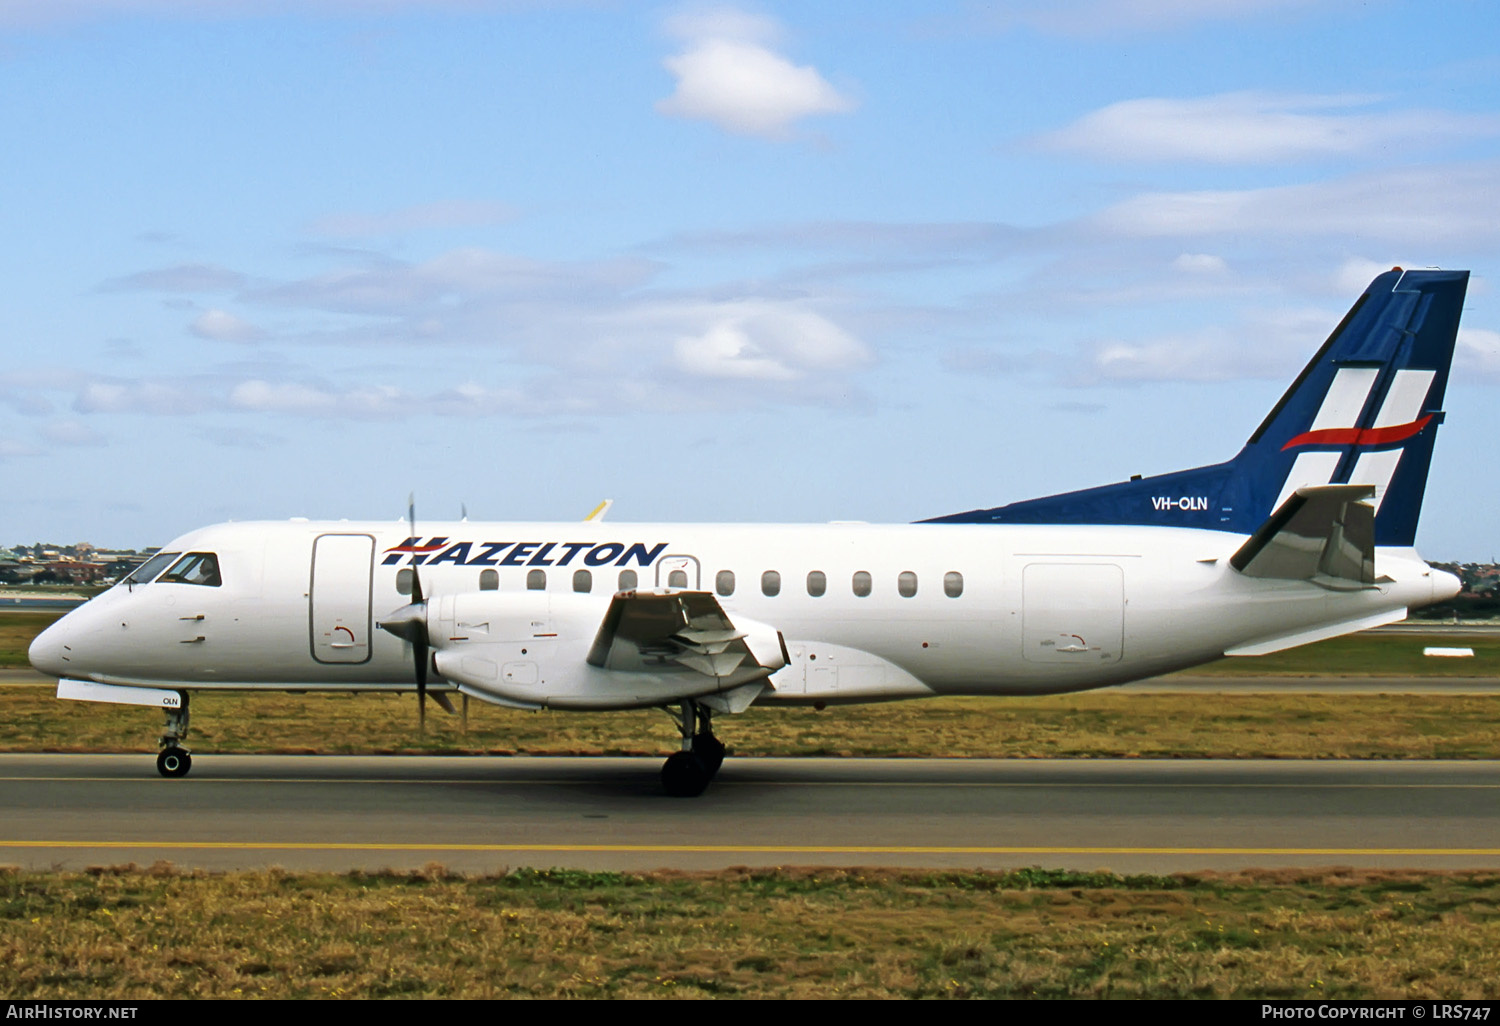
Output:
(3, 754), (1499, 874)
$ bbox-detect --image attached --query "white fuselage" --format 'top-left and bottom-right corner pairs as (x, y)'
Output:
(28, 518), (1454, 709)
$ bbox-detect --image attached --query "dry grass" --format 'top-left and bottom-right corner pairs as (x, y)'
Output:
(2, 865), (1499, 999)
(0, 612), (61, 667)
(3, 687), (1499, 759)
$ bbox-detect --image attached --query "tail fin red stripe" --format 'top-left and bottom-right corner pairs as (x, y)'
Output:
(1281, 415), (1432, 452)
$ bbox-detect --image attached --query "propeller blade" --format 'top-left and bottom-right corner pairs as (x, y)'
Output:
(397, 492), (433, 735)
(407, 492), (426, 608)
(415, 628), (428, 734)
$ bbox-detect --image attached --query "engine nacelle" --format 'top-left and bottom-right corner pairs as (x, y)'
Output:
(425, 590), (784, 711)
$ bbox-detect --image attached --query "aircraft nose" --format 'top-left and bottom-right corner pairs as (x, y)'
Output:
(27, 617), (71, 678)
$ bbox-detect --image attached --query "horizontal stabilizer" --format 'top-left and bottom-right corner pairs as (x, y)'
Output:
(1230, 484), (1375, 584)
(1224, 607), (1407, 657)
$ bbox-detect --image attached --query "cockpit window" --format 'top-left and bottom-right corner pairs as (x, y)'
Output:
(121, 551), (180, 587)
(158, 552), (222, 587)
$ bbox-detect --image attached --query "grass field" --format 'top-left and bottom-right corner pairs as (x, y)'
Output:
(0, 611), (60, 668)
(6, 687), (1500, 759)
(3, 865), (1499, 999)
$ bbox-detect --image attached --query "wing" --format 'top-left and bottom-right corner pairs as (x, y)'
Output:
(586, 588), (788, 682)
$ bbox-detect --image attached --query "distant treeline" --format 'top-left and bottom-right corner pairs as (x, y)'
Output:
(1412, 593), (1500, 620)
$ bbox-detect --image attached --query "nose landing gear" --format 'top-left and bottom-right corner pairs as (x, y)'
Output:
(156, 746), (191, 777)
(156, 693), (192, 778)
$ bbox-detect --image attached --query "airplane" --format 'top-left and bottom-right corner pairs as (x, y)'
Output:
(28, 267), (1469, 796)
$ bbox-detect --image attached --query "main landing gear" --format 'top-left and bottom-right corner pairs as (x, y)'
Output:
(156, 693), (192, 778)
(661, 699), (725, 798)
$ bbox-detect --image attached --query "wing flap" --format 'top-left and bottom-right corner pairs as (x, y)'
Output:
(586, 589), (787, 684)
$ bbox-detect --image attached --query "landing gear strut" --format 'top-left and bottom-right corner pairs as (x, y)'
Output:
(156, 692), (192, 778)
(661, 699), (725, 797)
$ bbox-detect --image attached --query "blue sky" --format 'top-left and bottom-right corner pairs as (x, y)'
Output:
(3, 0), (1498, 558)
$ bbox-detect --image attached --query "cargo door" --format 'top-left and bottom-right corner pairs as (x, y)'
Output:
(1022, 563), (1124, 664)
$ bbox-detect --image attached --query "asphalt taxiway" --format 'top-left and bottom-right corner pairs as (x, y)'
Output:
(3, 754), (1499, 874)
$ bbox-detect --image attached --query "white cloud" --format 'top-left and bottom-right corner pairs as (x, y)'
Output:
(98, 263), (246, 294)
(661, 5), (781, 45)
(251, 249), (659, 318)
(39, 419), (106, 446)
(190, 309), (262, 343)
(1078, 303), (1338, 385)
(0, 437), (40, 460)
(657, 9), (854, 138)
(671, 302), (867, 381)
(660, 219), (1020, 256)
(0, 1), (531, 31)
(675, 322), (796, 380)
(308, 200), (515, 239)
(228, 379), (403, 417)
(77, 242), (878, 421)
(72, 379), (212, 415)
(1093, 161), (1500, 246)
(1037, 93), (1498, 165)
(3, 390), (53, 416)
(1457, 328), (1500, 380)
(1334, 258), (1406, 295)
(979, 0), (1358, 37)
(1087, 329), (1238, 383)
(1173, 253), (1229, 275)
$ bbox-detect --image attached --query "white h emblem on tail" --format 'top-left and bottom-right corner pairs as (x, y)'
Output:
(1273, 368), (1435, 513)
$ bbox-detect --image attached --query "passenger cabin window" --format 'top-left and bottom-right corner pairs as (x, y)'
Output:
(761, 570), (781, 597)
(898, 571), (918, 598)
(526, 569), (546, 591)
(807, 570), (826, 597)
(716, 570), (735, 597)
(396, 568), (414, 595)
(668, 569), (688, 589)
(479, 569), (499, 591)
(122, 551), (180, 587)
(852, 570), (872, 597)
(158, 552), (222, 587)
(944, 571), (964, 598)
(618, 569), (638, 591)
(573, 569), (592, 593)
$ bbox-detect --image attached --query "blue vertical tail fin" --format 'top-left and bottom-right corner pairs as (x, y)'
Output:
(922, 268), (1469, 546)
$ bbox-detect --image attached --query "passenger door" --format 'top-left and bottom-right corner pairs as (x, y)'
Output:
(309, 534), (374, 664)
